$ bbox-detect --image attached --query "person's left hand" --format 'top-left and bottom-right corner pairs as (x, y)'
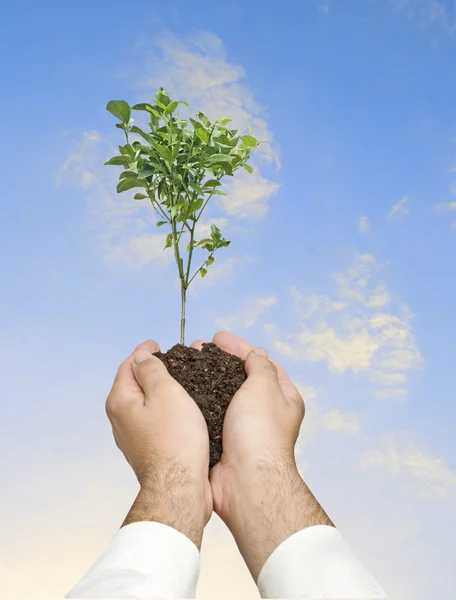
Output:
(106, 339), (213, 530)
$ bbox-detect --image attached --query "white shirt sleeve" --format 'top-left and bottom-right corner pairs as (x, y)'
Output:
(65, 521), (200, 599)
(257, 525), (388, 599)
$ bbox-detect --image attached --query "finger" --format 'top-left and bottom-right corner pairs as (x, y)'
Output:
(244, 347), (280, 387)
(213, 331), (302, 404)
(112, 340), (161, 393)
(190, 339), (207, 351)
(132, 350), (175, 403)
(132, 339), (161, 354)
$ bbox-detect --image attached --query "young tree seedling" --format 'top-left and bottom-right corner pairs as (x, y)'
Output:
(105, 87), (260, 345)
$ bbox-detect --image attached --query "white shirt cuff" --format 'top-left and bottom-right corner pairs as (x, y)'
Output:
(257, 525), (388, 599)
(65, 521), (200, 599)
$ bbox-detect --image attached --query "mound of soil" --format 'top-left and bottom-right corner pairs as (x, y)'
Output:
(154, 342), (247, 470)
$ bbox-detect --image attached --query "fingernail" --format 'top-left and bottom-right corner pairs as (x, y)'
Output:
(134, 350), (154, 364)
(253, 347), (268, 357)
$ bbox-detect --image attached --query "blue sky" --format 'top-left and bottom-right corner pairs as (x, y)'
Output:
(1, 1), (456, 599)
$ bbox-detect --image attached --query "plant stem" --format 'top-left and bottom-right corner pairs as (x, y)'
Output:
(180, 281), (186, 346)
(170, 184), (187, 344)
(185, 219), (196, 285)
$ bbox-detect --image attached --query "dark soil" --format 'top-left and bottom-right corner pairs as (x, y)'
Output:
(154, 342), (247, 470)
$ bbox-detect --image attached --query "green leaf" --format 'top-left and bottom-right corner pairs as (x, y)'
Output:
(129, 125), (148, 137)
(131, 104), (161, 120)
(106, 100), (131, 124)
(156, 220), (167, 227)
(164, 233), (173, 249)
(241, 135), (257, 147)
(137, 167), (156, 179)
(196, 238), (212, 247)
(206, 255), (215, 266)
(117, 178), (145, 193)
(156, 88), (171, 107)
(200, 267), (208, 278)
(198, 112), (211, 127)
(104, 156), (127, 166)
(195, 128), (209, 143)
(134, 193), (147, 200)
(189, 198), (204, 212)
(165, 101), (179, 115)
(170, 202), (185, 219)
(203, 179), (221, 188)
(243, 163), (253, 174)
(211, 224), (222, 241)
(118, 143), (135, 158)
(188, 181), (204, 194)
(150, 140), (172, 163)
(190, 118), (204, 130)
(210, 190), (227, 196)
(206, 154), (233, 164)
(119, 170), (138, 180)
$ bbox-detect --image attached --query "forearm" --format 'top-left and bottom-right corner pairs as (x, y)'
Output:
(122, 462), (208, 550)
(225, 458), (333, 583)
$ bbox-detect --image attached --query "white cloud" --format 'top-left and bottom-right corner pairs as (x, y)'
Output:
(318, 3), (330, 15)
(358, 216), (371, 233)
(293, 384), (361, 460)
(218, 168), (280, 220)
(434, 200), (456, 229)
(195, 217), (228, 239)
(387, 195), (409, 220)
(264, 254), (421, 393)
(57, 32), (280, 270)
(188, 255), (253, 296)
(390, 0), (456, 31)
(137, 33), (281, 221)
(374, 387), (408, 400)
(215, 295), (278, 330)
(142, 32), (280, 168)
(360, 433), (456, 499)
(296, 384), (360, 443)
(434, 201), (456, 212)
(56, 130), (174, 269)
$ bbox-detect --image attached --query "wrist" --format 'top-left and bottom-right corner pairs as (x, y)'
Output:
(122, 463), (208, 550)
(222, 459), (333, 583)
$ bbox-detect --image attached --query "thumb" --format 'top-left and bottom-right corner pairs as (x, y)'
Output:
(244, 347), (280, 384)
(132, 350), (171, 395)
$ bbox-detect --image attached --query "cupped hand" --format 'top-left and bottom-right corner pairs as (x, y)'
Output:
(190, 331), (305, 528)
(106, 339), (213, 524)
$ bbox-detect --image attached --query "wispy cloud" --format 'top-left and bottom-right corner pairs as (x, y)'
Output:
(433, 166), (456, 228)
(360, 433), (456, 499)
(387, 195), (409, 220)
(56, 130), (173, 269)
(188, 255), (254, 296)
(390, 0), (456, 32)
(137, 32), (281, 219)
(218, 168), (280, 220)
(263, 253), (421, 396)
(434, 201), (456, 212)
(57, 32), (280, 269)
(374, 387), (408, 401)
(294, 383), (361, 462)
(139, 32), (280, 168)
(318, 3), (330, 15)
(358, 216), (371, 234)
(434, 200), (456, 229)
(215, 295), (278, 330)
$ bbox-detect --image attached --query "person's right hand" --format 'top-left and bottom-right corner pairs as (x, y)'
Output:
(191, 331), (332, 582)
